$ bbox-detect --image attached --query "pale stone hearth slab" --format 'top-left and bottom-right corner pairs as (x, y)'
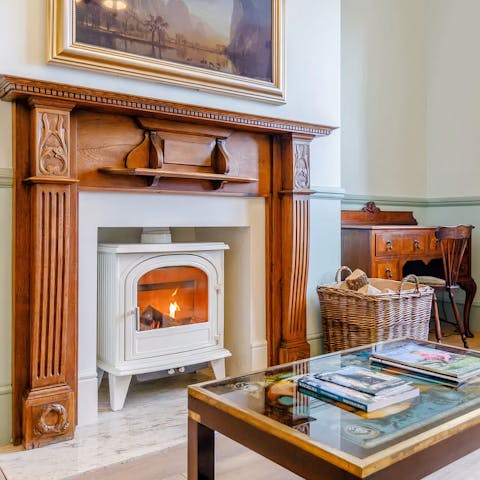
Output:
(0, 371), (212, 480)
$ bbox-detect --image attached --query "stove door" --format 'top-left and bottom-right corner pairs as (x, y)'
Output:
(136, 266), (208, 331)
(124, 253), (222, 361)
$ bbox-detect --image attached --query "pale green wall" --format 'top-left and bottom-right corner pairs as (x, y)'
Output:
(0, 182), (12, 446)
(309, 194), (344, 355)
(0, 99), (12, 445)
(341, 0), (480, 339)
(341, 0), (428, 197)
(425, 0), (480, 197)
(342, 0), (480, 199)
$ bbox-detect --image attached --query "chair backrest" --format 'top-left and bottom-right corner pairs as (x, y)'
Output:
(435, 225), (474, 287)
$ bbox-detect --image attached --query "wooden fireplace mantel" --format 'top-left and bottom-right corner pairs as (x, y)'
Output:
(0, 75), (336, 449)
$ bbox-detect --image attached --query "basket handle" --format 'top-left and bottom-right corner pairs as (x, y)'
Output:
(399, 274), (420, 294)
(335, 266), (353, 282)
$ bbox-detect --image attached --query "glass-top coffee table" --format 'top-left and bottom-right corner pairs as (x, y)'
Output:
(187, 339), (480, 479)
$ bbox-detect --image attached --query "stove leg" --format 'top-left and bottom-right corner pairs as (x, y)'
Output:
(109, 374), (132, 411)
(97, 368), (105, 389)
(210, 358), (225, 379)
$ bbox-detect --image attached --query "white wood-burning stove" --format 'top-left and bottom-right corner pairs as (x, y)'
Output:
(97, 241), (231, 410)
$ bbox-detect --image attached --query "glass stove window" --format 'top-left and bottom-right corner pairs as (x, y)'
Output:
(137, 266), (208, 331)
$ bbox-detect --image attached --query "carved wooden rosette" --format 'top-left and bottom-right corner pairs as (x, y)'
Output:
(21, 99), (77, 449)
(270, 135), (314, 365)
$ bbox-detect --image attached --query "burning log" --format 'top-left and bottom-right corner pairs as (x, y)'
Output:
(140, 305), (191, 330)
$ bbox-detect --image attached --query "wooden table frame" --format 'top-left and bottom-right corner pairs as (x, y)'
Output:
(188, 378), (480, 480)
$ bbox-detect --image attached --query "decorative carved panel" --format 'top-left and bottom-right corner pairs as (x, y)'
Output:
(36, 112), (69, 176)
(294, 143), (310, 190)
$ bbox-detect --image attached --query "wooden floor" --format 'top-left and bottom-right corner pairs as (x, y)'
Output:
(66, 327), (480, 480)
(68, 434), (301, 480)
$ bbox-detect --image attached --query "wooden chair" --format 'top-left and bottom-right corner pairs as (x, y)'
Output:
(418, 225), (473, 348)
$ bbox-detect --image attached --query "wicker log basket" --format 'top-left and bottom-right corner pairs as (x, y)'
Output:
(317, 267), (434, 353)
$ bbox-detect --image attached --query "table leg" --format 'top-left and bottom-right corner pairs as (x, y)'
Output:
(459, 278), (477, 338)
(188, 414), (215, 480)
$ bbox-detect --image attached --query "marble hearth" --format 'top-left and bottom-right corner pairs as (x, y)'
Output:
(0, 369), (214, 480)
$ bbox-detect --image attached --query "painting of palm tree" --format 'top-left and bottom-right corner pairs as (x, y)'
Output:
(74, 0), (273, 82)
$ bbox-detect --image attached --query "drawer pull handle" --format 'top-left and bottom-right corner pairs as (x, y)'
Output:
(414, 239), (421, 250)
(135, 306), (140, 331)
(385, 240), (393, 251)
(385, 268), (393, 279)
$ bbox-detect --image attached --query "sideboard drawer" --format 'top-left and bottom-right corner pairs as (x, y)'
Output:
(401, 234), (428, 254)
(428, 234), (441, 254)
(375, 233), (428, 256)
(374, 261), (399, 280)
(375, 234), (402, 256)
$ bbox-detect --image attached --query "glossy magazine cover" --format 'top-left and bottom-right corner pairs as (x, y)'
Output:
(372, 340), (480, 379)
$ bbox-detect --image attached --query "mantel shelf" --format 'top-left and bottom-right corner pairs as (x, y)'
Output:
(99, 167), (258, 188)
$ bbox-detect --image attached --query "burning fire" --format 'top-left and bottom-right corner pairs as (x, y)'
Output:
(169, 289), (181, 319)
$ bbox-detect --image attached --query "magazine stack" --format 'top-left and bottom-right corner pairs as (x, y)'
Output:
(370, 339), (480, 387)
(297, 365), (419, 412)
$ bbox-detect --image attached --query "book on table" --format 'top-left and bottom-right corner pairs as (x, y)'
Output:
(315, 365), (414, 396)
(371, 363), (466, 388)
(370, 339), (480, 384)
(297, 366), (419, 412)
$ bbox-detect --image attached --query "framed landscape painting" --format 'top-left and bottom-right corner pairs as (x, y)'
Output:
(48, 0), (285, 103)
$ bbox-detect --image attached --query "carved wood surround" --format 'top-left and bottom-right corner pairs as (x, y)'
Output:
(0, 75), (335, 449)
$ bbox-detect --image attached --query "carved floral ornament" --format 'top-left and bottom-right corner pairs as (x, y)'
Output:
(362, 201), (380, 214)
(294, 143), (310, 190)
(38, 112), (69, 176)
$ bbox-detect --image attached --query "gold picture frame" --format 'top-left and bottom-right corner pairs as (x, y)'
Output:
(47, 0), (285, 103)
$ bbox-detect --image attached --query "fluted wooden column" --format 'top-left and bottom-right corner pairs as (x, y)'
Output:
(15, 98), (78, 448)
(268, 134), (315, 365)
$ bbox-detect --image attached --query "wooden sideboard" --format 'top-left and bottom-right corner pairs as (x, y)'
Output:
(341, 202), (477, 337)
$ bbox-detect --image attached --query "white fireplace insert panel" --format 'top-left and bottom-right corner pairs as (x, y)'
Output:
(97, 242), (231, 410)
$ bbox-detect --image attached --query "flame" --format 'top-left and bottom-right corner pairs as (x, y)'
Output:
(169, 289), (181, 319)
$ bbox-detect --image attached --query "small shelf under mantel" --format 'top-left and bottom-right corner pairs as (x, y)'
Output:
(99, 167), (258, 190)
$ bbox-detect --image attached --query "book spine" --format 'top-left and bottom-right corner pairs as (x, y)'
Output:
(381, 368), (456, 387)
(298, 381), (368, 411)
(370, 358), (460, 383)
